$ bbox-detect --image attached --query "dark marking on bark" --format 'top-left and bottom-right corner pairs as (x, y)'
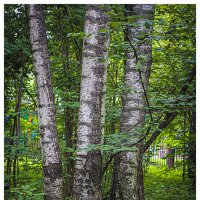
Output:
(85, 13), (108, 26)
(43, 163), (62, 181)
(79, 121), (92, 128)
(87, 188), (95, 195)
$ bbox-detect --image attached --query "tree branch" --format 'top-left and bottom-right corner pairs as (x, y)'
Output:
(141, 65), (196, 153)
(6, 70), (37, 107)
(102, 134), (146, 177)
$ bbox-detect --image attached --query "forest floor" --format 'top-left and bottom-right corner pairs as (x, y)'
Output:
(144, 166), (195, 200)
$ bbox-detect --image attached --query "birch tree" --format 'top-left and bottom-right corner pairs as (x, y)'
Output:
(27, 5), (63, 200)
(110, 5), (154, 200)
(73, 5), (109, 200)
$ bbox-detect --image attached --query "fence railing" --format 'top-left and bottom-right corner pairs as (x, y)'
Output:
(143, 145), (186, 169)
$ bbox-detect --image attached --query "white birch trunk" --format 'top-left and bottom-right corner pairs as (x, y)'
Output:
(27, 5), (63, 200)
(110, 5), (154, 200)
(73, 5), (109, 200)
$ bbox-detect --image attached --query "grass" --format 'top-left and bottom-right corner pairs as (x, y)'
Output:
(144, 166), (195, 200)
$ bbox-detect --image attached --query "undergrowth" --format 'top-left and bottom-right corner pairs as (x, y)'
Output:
(144, 166), (195, 200)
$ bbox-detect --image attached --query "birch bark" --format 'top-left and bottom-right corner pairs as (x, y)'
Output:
(73, 5), (109, 200)
(27, 5), (63, 200)
(110, 5), (154, 200)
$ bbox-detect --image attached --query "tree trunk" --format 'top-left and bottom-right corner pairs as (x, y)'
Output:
(57, 9), (75, 197)
(110, 5), (154, 200)
(12, 63), (25, 191)
(27, 5), (63, 200)
(5, 126), (12, 194)
(187, 111), (196, 190)
(73, 5), (109, 200)
(65, 108), (75, 197)
(166, 147), (175, 169)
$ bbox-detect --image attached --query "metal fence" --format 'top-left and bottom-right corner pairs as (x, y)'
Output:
(143, 145), (185, 169)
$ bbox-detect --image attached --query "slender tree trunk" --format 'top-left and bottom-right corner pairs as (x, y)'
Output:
(73, 5), (109, 200)
(63, 6), (82, 64)
(65, 108), (75, 197)
(182, 112), (187, 181)
(166, 146), (175, 169)
(5, 126), (12, 194)
(27, 5), (63, 200)
(57, 9), (75, 197)
(13, 63), (25, 190)
(188, 111), (196, 190)
(110, 5), (154, 200)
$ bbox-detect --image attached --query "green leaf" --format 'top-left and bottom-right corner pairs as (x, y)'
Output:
(157, 18), (165, 25)
(136, 60), (141, 70)
(64, 147), (75, 153)
(145, 20), (152, 29)
(98, 28), (110, 33)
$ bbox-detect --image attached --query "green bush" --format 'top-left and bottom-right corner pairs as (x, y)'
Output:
(10, 183), (44, 200)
